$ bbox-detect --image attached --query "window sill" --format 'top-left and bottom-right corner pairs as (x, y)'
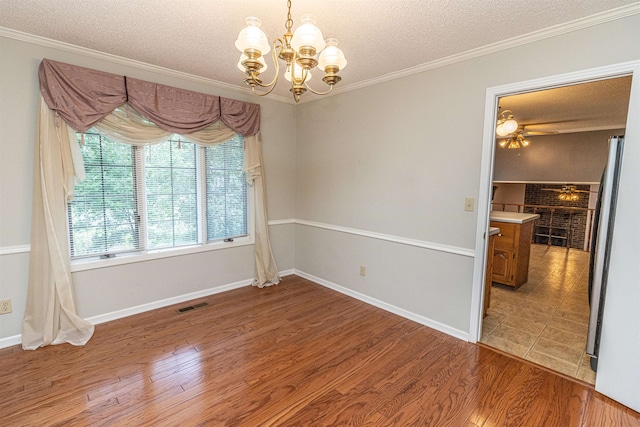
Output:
(70, 236), (254, 273)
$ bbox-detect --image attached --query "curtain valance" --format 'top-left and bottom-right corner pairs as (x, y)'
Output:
(38, 59), (260, 136)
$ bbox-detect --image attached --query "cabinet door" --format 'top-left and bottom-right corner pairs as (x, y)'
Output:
(492, 247), (514, 285)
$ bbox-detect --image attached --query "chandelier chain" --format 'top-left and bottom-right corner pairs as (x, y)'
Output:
(285, 0), (293, 32)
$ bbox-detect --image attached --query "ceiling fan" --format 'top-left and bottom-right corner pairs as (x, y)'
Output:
(518, 125), (559, 136)
(541, 184), (596, 201)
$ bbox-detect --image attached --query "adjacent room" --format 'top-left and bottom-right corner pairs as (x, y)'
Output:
(1, 1), (639, 425)
(481, 77), (632, 385)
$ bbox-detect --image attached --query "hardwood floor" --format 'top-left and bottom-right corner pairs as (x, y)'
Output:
(2, 275), (638, 426)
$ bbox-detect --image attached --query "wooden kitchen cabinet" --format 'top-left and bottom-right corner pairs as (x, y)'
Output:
(490, 219), (535, 288)
(484, 228), (499, 317)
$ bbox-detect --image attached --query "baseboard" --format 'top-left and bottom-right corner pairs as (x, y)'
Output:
(86, 278), (255, 326)
(0, 334), (22, 349)
(0, 275), (277, 349)
(0, 268), (467, 350)
(278, 268), (296, 277)
(293, 269), (470, 342)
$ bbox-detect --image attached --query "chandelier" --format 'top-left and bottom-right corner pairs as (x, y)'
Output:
(498, 131), (531, 149)
(235, 0), (347, 103)
(496, 109), (518, 137)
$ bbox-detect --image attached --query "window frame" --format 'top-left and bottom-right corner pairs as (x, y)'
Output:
(69, 133), (254, 273)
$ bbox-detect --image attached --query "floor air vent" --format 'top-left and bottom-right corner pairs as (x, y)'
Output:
(176, 302), (209, 314)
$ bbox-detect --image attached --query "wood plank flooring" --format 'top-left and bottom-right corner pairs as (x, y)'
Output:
(1, 275), (639, 426)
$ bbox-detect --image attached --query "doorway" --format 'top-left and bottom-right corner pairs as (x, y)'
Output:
(470, 66), (635, 384)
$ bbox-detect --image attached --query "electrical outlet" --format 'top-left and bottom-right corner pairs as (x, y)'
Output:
(0, 299), (12, 315)
(360, 266), (366, 277)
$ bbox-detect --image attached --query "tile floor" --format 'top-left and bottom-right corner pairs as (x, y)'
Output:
(480, 243), (596, 384)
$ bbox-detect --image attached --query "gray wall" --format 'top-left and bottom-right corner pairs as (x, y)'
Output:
(0, 36), (297, 340)
(294, 14), (640, 337)
(1, 9), (639, 413)
(493, 130), (624, 183)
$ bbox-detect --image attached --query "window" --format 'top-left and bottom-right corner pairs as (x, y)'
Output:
(67, 130), (247, 259)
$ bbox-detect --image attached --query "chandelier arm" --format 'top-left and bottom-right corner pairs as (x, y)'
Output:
(245, 39), (284, 90)
(304, 82), (334, 96)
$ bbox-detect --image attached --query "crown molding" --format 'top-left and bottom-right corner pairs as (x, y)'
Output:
(0, 27), (295, 105)
(2, 3), (638, 105)
(327, 3), (640, 100)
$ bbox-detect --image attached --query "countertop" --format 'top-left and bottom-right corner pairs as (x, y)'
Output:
(490, 211), (540, 224)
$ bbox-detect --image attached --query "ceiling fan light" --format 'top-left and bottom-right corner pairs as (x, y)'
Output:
(498, 139), (508, 148)
(507, 139), (519, 149)
(496, 123), (508, 136)
(291, 15), (326, 52)
(520, 138), (530, 147)
(235, 17), (271, 54)
(502, 117), (518, 134)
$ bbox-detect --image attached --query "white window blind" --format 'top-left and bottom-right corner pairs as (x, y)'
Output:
(144, 139), (198, 249)
(68, 130), (247, 260)
(205, 135), (248, 241)
(67, 131), (140, 258)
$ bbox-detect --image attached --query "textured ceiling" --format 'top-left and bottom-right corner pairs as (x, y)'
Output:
(0, 1), (636, 132)
(498, 76), (632, 135)
(0, 0), (637, 102)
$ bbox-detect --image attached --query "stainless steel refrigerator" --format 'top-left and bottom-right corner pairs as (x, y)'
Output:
(586, 135), (624, 371)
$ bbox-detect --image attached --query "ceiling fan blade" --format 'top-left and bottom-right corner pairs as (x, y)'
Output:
(523, 130), (559, 135)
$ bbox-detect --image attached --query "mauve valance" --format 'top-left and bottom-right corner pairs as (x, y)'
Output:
(38, 59), (260, 136)
(39, 59), (127, 132)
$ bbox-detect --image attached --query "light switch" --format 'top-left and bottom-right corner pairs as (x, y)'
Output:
(464, 198), (475, 212)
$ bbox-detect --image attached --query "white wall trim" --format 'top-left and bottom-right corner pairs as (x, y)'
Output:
(0, 245), (30, 256)
(0, 269), (296, 350)
(2, 3), (638, 106)
(1, 219), (473, 260)
(85, 277), (254, 326)
(0, 335), (22, 349)
(470, 60), (640, 344)
(0, 267), (467, 350)
(267, 218), (296, 226)
(294, 269), (470, 342)
(295, 219), (475, 258)
(324, 3), (640, 100)
(0, 27), (294, 105)
(278, 268), (296, 277)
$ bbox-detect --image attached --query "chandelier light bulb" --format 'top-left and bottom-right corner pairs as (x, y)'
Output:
(318, 38), (347, 71)
(291, 14), (326, 52)
(496, 123), (508, 136)
(237, 53), (268, 72)
(235, 17), (271, 55)
(285, 62), (312, 82)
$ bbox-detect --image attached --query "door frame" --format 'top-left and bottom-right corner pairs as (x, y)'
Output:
(469, 60), (640, 343)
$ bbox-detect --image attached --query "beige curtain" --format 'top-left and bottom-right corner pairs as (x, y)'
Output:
(244, 133), (280, 287)
(22, 97), (95, 350)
